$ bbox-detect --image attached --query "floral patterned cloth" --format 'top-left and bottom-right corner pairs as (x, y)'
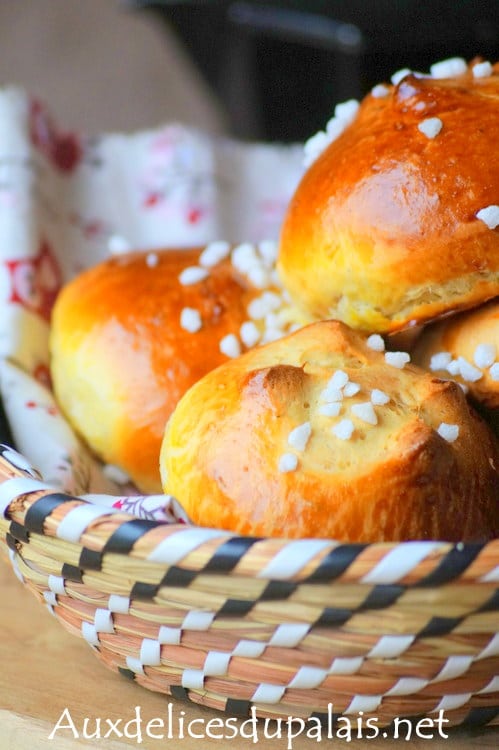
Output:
(0, 86), (304, 519)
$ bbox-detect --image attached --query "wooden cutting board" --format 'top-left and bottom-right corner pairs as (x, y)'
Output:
(0, 562), (496, 749)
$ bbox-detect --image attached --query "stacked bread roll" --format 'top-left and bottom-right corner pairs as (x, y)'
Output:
(50, 243), (310, 493)
(162, 320), (497, 542)
(278, 57), (499, 334)
(50, 57), (499, 541)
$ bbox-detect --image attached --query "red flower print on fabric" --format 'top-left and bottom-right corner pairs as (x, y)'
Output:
(33, 363), (53, 390)
(29, 98), (83, 173)
(25, 399), (58, 416)
(3, 240), (62, 320)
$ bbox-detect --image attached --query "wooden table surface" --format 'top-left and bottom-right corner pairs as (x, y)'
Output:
(0, 561), (497, 749)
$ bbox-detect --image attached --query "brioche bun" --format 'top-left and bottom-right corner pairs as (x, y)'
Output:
(278, 60), (499, 333)
(161, 320), (498, 542)
(50, 244), (307, 493)
(412, 298), (499, 410)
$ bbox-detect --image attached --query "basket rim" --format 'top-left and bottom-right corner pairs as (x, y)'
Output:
(1, 442), (498, 587)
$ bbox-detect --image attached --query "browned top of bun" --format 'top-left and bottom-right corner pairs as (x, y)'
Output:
(161, 320), (498, 542)
(50, 245), (307, 492)
(278, 61), (499, 333)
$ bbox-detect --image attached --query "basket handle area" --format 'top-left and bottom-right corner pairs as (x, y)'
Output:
(0, 443), (498, 586)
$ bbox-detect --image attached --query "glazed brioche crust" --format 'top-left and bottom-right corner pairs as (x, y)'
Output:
(278, 65), (499, 332)
(412, 298), (499, 409)
(50, 247), (298, 493)
(162, 321), (499, 542)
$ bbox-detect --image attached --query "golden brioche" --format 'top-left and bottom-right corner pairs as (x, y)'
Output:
(412, 298), (499, 410)
(278, 59), (499, 333)
(161, 320), (499, 542)
(50, 243), (309, 493)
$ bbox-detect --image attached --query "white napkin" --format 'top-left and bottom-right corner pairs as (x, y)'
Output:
(0, 86), (304, 517)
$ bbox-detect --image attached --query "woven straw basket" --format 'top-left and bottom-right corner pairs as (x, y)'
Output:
(0, 444), (498, 729)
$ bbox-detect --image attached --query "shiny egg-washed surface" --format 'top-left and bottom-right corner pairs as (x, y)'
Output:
(162, 321), (499, 542)
(50, 246), (310, 494)
(279, 64), (499, 332)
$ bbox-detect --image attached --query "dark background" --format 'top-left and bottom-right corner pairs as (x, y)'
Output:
(131, 0), (499, 141)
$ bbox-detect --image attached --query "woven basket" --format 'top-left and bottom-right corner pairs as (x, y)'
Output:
(0, 445), (498, 729)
